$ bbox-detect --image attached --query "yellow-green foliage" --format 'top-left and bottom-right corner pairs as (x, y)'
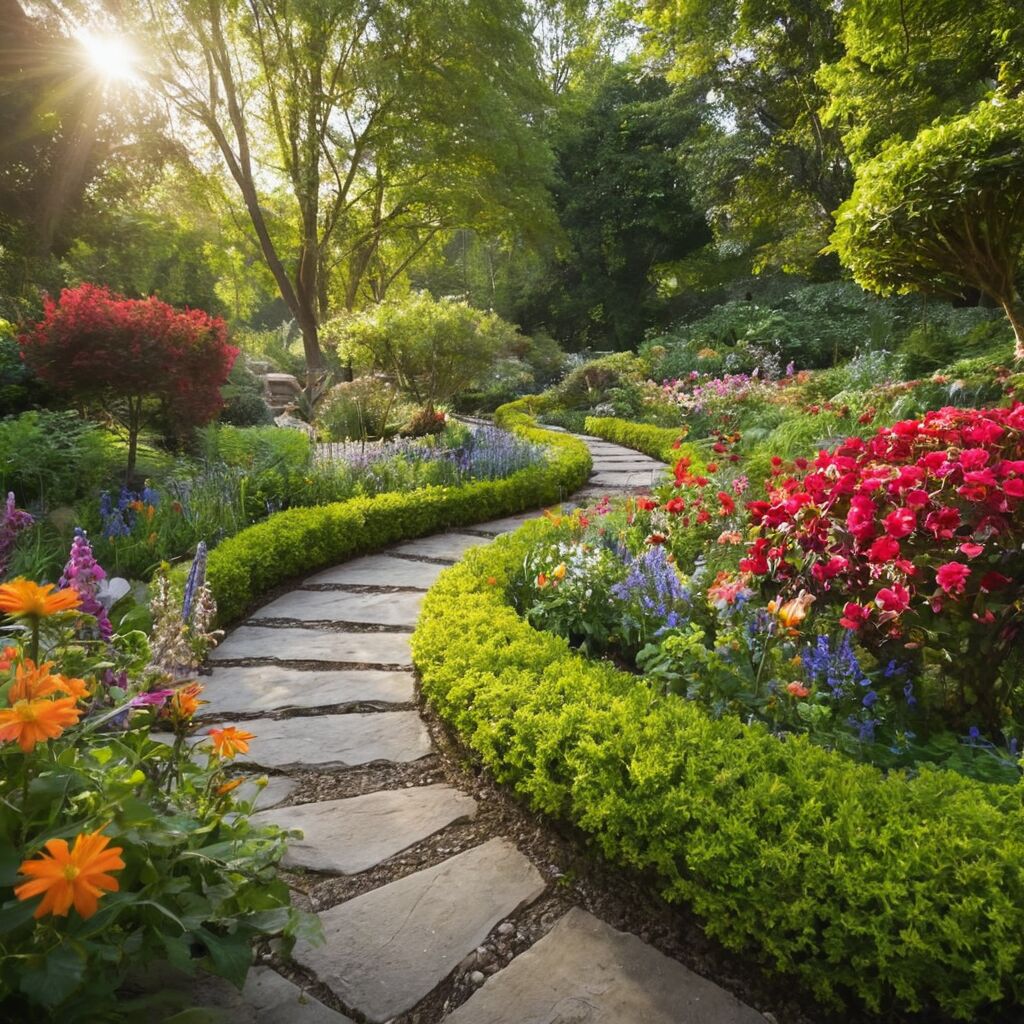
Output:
(200, 403), (590, 623)
(413, 520), (1024, 1021)
(583, 415), (704, 468)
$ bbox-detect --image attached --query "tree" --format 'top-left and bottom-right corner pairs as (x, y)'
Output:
(636, 0), (850, 275)
(831, 98), (1024, 359)
(328, 292), (519, 410)
(121, 0), (551, 374)
(20, 284), (237, 474)
(821, 0), (1024, 164)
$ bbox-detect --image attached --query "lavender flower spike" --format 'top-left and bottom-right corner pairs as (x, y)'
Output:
(59, 528), (112, 639)
(182, 541), (208, 623)
(0, 492), (33, 578)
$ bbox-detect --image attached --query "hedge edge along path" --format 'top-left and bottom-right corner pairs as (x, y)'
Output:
(411, 513), (1024, 1022)
(197, 402), (591, 624)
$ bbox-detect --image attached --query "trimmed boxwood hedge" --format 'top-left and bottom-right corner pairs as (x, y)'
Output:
(583, 415), (704, 468)
(412, 514), (1024, 1022)
(199, 406), (590, 624)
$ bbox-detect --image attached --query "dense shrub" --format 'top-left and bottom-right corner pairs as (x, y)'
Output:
(0, 411), (109, 507)
(219, 356), (274, 427)
(316, 375), (410, 441)
(412, 521), (1024, 1022)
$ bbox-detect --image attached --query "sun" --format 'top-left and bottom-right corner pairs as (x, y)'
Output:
(77, 31), (139, 84)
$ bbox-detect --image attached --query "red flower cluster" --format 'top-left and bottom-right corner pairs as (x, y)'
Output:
(741, 406), (1024, 643)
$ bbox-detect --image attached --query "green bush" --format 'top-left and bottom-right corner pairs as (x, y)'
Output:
(412, 521), (1024, 1022)
(197, 423), (311, 473)
(316, 376), (411, 441)
(198, 404), (590, 623)
(219, 357), (274, 427)
(0, 411), (109, 507)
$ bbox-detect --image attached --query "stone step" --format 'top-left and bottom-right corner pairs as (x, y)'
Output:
(472, 512), (544, 536)
(252, 784), (477, 875)
(251, 589), (423, 626)
(210, 626), (412, 667)
(193, 965), (353, 1024)
(199, 666), (415, 717)
(293, 838), (545, 1023)
(196, 711), (433, 769)
(388, 532), (491, 562)
(590, 471), (664, 487)
(442, 907), (766, 1024)
(235, 774), (299, 810)
(305, 554), (448, 589)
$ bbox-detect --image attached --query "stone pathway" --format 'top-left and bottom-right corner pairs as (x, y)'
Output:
(197, 433), (765, 1024)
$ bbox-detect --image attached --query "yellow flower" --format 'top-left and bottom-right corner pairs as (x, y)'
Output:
(552, 563), (567, 581)
(0, 696), (83, 752)
(209, 726), (255, 759)
(0, 580), (81, 619)
(768, 591), (816, 633)
(15, 830), (124, 919)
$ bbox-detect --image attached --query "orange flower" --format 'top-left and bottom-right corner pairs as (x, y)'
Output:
(15, 830), (125, 919)
(0, 580), (81, 619)
(0, 696), (82, 752)
(209, 726), (254, 759)
(0, 645), (18, 671)
(9, 660), (89, 703)
(168, 682), (205, 722)
(536, 572), (549, 589)
(786, 681), (811, 699)
(768, 591), (816, 633)
(216, 777), (244, 795)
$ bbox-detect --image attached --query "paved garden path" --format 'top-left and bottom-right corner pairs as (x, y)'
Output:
(197, 435), (766, 1024)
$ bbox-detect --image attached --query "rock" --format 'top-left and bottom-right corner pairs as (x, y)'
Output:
(236, 774), (298, 810)
(251, 784), (477, 874)
(194, 712), (433, 769)
(441, 907), (767, 1024)
(305, 556), (448, 589)
(210, 626), (412, 667)
(199, 666), (415, 716)
(497, 922), (515, 936)
(470, 971), (486, 986)
(293, 839), (545, 1023)
(251, 589), (422, 627)
(387, 533), (491, 562)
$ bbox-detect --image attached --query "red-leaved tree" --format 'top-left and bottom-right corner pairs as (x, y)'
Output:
(20, 285), (238, 476)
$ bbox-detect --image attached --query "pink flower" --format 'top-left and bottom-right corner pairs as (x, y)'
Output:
(839, 602), (871, 630)
(958, 542), (984, 559)
(786, 681), (810, 698)
(883, 507), (916, 539)
(866, 536), (901, 564)
(935, 562), (971, 596)
(875, 584), (911, 615)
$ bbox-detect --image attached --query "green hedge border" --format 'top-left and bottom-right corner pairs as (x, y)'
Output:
(412, 515), (1024, 1022)
(198, 403), (590, 624)
(583, 415), (704, 468)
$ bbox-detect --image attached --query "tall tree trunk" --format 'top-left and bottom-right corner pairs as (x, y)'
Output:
(1000, 290), (1024, 360)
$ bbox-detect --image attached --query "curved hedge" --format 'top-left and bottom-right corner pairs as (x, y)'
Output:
(412, 518), (1024, 1022)
(583, 415), (704, 468)
(200, 407), (590, 624)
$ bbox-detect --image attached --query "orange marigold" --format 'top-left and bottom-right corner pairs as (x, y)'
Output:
(8, 660), (89, 703)
(0, 579), (81, 619)
(209, 726), (254, 759)
(15, 830), (125, 919)
(0, 696), (82, 752)
(0, 645), (18, 671)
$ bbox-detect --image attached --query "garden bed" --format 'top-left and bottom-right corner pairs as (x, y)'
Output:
(412, 417), (1024, 1022)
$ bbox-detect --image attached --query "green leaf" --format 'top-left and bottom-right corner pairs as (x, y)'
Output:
(19, 943), (86, 1007)
(195, 926), (253, 989)
(0, 895), (39, 935)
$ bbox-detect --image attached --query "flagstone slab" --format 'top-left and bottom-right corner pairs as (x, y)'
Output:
(388, 532), (491, 562)
(306, 555), (448, 588)
(202, 712), (433, 769)
(251, 589), (423, 626)
(472, 512), (545, 535)
(590, 470), (662, 487)
(236, 774), (299, 810)
(210, 626), (412, 666)
(294, 838), (545, 1023)
(590, 460), (664, 472)
(443, 907), (766, 1024)
(194, 966), (354, 1024)
(252, 784), (477, 875)
(199, 666), (415, 716)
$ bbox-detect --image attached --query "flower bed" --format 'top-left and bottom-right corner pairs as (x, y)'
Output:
(413, 409), (1024, 1021)
(197, 404), (591, 623)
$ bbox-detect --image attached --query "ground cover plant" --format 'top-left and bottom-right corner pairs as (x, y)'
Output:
(0, 533), (315, 1021)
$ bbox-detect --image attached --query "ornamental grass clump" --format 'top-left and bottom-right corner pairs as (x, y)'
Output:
(0, 535), (314, 1020)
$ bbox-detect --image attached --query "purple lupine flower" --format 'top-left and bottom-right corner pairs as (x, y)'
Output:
(0, 492), (33, 577)
(182, 540), (208, 622)
(130, 688), (174, 708)
(59, 528), (112, 638)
